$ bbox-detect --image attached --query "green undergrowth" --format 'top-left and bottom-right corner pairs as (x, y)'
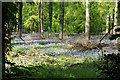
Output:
(5, 54), (98, 78)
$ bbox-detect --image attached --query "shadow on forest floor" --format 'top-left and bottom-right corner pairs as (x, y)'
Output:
(5, 60), (98, 79)
(12, 41), (61, 46)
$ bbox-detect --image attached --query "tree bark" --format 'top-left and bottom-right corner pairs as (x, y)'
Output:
(48, 1), (52, 38)
(111, 9), (114, 34)
(85, 0), (90, 40)
(16, 13), (18, 34)
(38, 0), (41, 37)
(116, 37), (120, 51)
(41, 0), (44, 38)
(106, 14), (109, 33)
(113, 0), (118, 34)
(19, 2), (22, 38)
(30, 20), (33, 34)
(59, 1), (64, 40)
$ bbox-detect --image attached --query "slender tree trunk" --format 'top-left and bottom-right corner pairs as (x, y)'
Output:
(65, 2), (69, 36)
(41, 0), (44, 38)
(59, 1), (64, 40)
(16, 13), (18, 34)
(118, 1), (120, 34)
(106, 14), (109, 33)
(111, 9), (115, 34)
(85, 0), (90, 40)
(38, 0), (41, 37)
(108, 14), (111, 33)
(113, 0), (118, 34)
(22, 18), (24, 33)
(118, 1), (120, 26)
(30, 18), (34, 34)
(19, 2), (22, 38)
(48, 1), (52, 38)
(30, 20), (34, 34)
(30, 21), (33, 34)
(33, 22), (34, 34)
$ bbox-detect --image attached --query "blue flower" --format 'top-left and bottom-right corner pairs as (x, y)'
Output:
(33, 58), (36, 60)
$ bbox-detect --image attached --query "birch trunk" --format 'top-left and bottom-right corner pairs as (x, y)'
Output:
(85, 0), (90, 40)
(113, 0), (118, 34)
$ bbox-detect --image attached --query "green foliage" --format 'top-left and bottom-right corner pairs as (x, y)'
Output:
(96, 53), (120, 79)
(90, 2), (114, 34)
(21, 2), (115, 35)
(64, 2), (86, 34)
(24, 15), (38, 28)
(22, 3), (38, 32)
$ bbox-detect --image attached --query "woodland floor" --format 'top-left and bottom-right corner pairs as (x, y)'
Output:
(5, 32), (119, 78)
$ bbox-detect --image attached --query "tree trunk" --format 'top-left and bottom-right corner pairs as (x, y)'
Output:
(113, 0), (118, 34)
(118, 1), (120, 34)
(48, 1), (52, 38)
(117, 37), (120, 51)
(65, 2), (69, 36)
(41, 0), (44, 38)
(19, 2), (22, 38)
(111, 9), (115, 34)
(30, 19), (34, 34)
(59, 1), (64, 40)
(38, 0), (41, 37)
(16, 13), (18, 34)
(32, 21), (34, 34)
(30, 20), (33, 34)
(85, 0), (90, 40)
(118, 1), (120, 26)
(106, 14), (109, 33)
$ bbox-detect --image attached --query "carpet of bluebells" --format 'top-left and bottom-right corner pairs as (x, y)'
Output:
(5, 33), (119, 78)
(11, 33), (118, 57)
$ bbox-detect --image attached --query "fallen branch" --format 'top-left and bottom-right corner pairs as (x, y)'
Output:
(98, 25), (117, 49)
(19, 37), (44, 56)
